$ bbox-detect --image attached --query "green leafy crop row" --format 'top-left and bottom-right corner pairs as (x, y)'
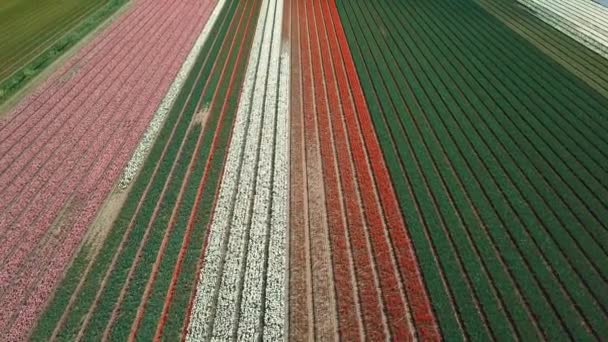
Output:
(0, 0), (126, 105)
(337, 0), (608, 340)
(31, 0), (263, 339)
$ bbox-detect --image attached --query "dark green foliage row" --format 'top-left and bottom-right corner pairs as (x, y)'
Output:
(32, 0), (261, 339)
(337, 0), (608, 340)
(107, 0), (260, 339)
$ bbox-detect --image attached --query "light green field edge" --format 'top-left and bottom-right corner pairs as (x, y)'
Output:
(338, 0), (608, 340)
(31, 0), (261, 340)
(0, 0), (127, 106)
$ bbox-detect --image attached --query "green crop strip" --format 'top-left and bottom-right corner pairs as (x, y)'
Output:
(64, 0), (239, 338)
(0, 0), (127, 105)
(337, 0), (608, 340)
(106, 0), (261, 339)
(29, 246), (91, 340)
(340, 4), (494, 340)
(80, 0), (246, 337)
(138, 7), (261, 342)
(31, 0), (241, 339)
(82, 124), (203, 340)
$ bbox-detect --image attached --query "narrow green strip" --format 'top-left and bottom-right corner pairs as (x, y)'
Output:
(0, 0), (127, 105)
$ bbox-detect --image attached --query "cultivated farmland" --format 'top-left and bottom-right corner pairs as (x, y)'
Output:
(0, 0), (126, 104)
(338, 0), (608, 339)
(33, 0), (262, 340)
(519, 0), (608, 58)
(289, 0), (438, 340)
(477, 0), (608, 99)
(1, 0), (607, 340)
(187, 0), (289, 338)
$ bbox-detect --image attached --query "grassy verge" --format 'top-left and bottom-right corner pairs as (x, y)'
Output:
(0, 0), (128, 106)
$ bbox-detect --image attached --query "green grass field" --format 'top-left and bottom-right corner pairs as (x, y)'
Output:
(0, 0), (125, 105)
(338, 0), (608, 339)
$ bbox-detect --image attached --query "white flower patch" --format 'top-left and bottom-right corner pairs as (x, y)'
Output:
(519, 0), (608, 59)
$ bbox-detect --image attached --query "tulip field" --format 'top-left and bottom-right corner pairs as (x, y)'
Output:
(338, 0), (608, 339)
(0, 0), (606, 340)
(0, 0), (214, 339)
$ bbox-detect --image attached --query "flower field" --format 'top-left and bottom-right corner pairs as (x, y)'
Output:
(477, 0), (608, 99)
(288, 0), (438, 339)
(519, 0), (608, 58)
(0, 0), (606, 340)
(337, 0), (608, 339)
(0, 0), (215, 339)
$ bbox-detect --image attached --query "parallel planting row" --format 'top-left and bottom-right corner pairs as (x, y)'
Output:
(32, 0), (261, 340)
(476, 0), (608, 98)
(187, 0), (289, 338)
(337, 0), (608, 339)
(519, 0), (608, 59)
(0, 0), (215, 340)
(9, 0), (607, 340)
(288, 0), (438, 340)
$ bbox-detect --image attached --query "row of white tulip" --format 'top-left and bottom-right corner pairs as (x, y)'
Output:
(186, 0), (289, 339)
(519, 0), (608, 59)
